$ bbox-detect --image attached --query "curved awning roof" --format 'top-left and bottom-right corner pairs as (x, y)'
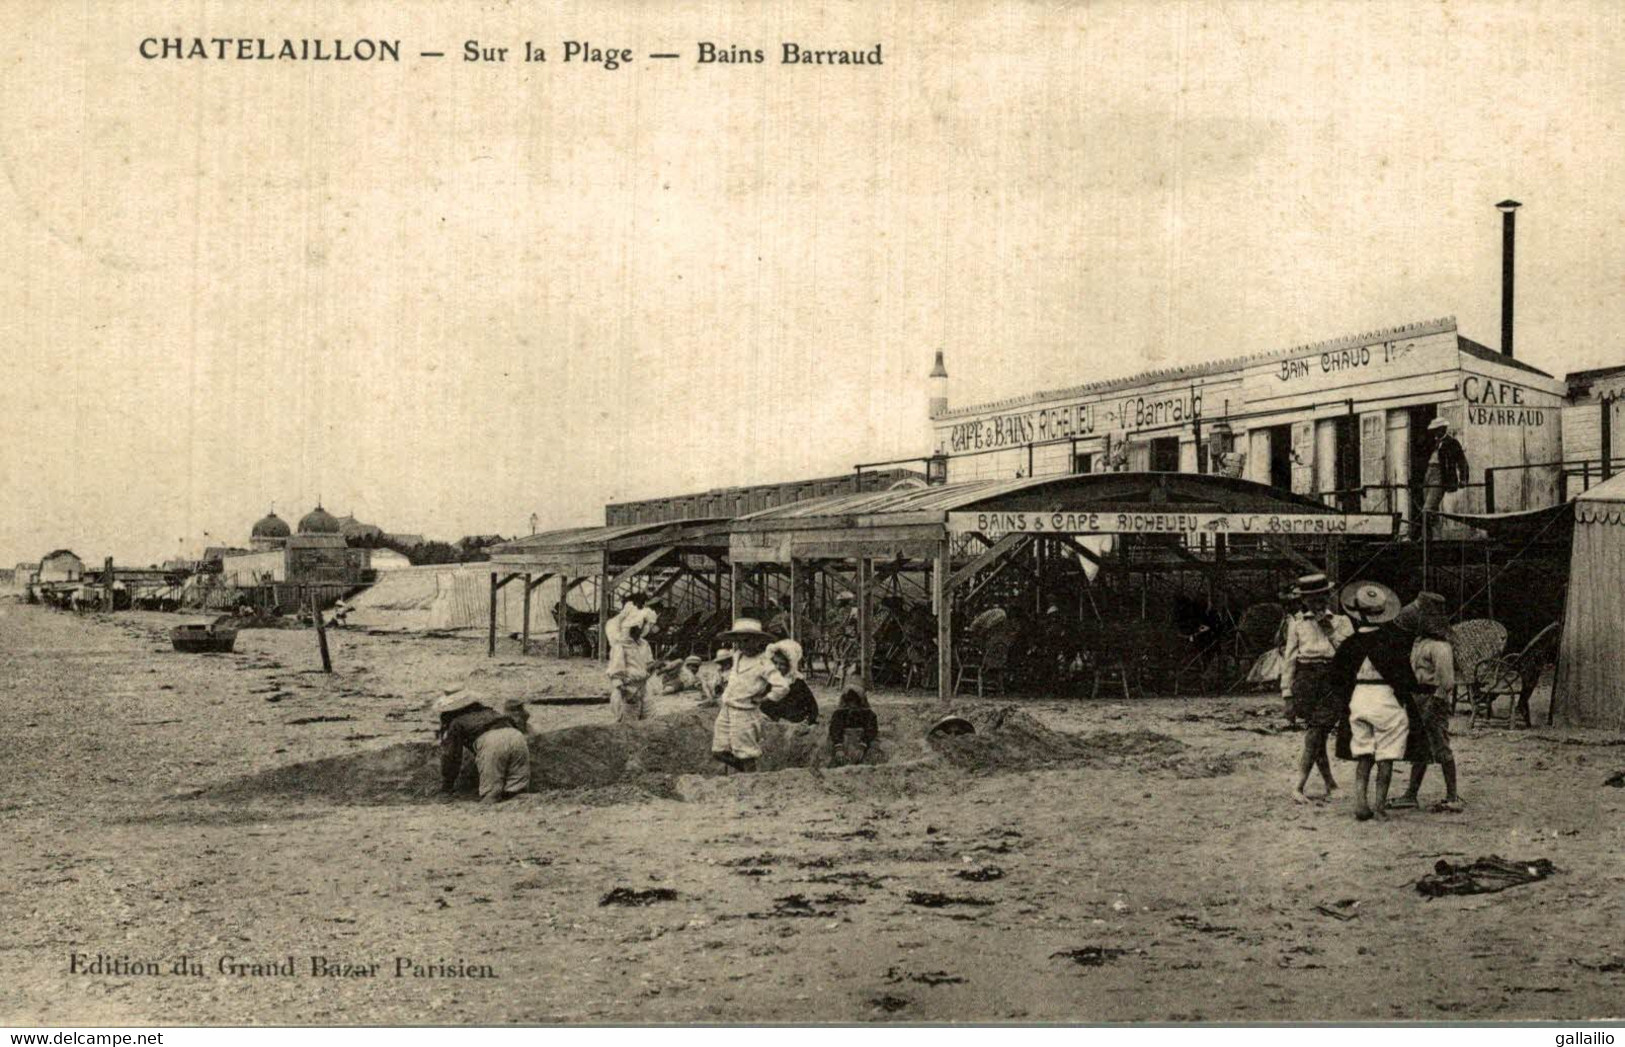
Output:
(731, 472), (1395, 562)
(734, 472), (1346, 529)
(488, 518), (731, 573)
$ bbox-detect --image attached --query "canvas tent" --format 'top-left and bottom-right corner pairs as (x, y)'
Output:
(1554, 474), (1625, 729)
(344, 564), (598, 634)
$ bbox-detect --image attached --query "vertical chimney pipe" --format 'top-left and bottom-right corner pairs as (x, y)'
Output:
(1497, 199), (1521, 358)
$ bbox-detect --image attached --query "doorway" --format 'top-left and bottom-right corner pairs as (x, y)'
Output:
(1264, 424), (1293, 490)
(1073, 452), (1094, 475)
(1334, 414), (1363, 512)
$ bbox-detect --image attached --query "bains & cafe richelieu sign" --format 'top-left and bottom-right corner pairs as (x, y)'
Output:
(947, 510), (1396, 538)
(945, 389), (1202, 453)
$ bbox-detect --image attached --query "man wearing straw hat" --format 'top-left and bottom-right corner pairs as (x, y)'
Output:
(434, 691), (531, 804)
(1281, 573), (1354, 804)
(710, 617), (789, 773)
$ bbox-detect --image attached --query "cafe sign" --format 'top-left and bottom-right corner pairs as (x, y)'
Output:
(947, 510), (1396, 538)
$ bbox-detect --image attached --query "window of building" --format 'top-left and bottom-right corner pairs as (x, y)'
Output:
(1150, 437), (1181, 472)
(1073, 452), (1094, 474)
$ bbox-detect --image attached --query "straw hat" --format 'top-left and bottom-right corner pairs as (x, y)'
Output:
(1339, 581), (1401, 624)
(1293, 573), (1334, 597)
(1428, 417), (1450, 431)
(683, 655), (703, 666)
(432, 690), (482, 716)
(718, 617), (777, 643)
(835, 591), (856, 603)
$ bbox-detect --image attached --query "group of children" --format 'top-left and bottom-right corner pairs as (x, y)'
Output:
(1280, 572), (1463, 820)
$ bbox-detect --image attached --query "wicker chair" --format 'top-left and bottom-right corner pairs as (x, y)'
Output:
(954, 631), (1012, 698)
(1448, 619), (1508, 714)
(1469, 621), (1561, 728)
(1226, 602), (1286, 692)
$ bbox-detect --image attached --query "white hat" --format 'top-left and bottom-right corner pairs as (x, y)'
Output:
(718, 617), (776, 643)
(767, 639), (803, 674)
(1428, 417), (1449, 431)
(432, 690), (482, 716)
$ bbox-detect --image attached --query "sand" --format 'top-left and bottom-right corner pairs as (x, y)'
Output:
(3, 603), (1624, 1024)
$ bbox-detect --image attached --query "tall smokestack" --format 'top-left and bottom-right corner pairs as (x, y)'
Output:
(1497, 199), (1521, 358)
(928, 350), (949, 414)
(926, 350), (950, 464)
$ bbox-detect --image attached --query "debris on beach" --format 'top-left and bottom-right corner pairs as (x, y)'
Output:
(1415, 856), (1557, 898)
(906, 890), (994, 909)
(1313, 899), (1361, 921)
(599, 887), (679, 907)
(955, 866), (1005, 882)
(1051, 946), (1126, 967)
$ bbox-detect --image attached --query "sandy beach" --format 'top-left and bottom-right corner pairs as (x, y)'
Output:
(3, 602), (1622, 1025)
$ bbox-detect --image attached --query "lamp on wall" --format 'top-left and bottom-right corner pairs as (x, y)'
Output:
(926, 451), (949, 485)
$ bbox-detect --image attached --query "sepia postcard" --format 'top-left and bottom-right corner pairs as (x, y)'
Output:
(4, 0), (1624, 1033)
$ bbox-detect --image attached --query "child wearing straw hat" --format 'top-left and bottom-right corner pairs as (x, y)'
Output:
(435, 691), (531, 803)
(1327, 581), (1426, 821)
(1282, 573), (1354, 804)
(710, 618), (789, 772)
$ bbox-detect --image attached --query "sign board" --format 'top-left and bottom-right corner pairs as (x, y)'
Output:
(1242, 326), (1459, 410)
(938, 382), (1231, 454)
(947, 510), (1396, 539)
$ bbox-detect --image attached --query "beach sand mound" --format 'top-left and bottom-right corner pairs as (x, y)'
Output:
(211, 702), (1198, 806)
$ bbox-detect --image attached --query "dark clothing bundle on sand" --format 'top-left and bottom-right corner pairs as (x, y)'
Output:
(1417, 856), (1556, 897)
(762, 678), (819, 725)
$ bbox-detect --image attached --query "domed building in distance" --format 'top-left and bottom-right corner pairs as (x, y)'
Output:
(249, 511), (292, 551)
(219, 504), (369, 607)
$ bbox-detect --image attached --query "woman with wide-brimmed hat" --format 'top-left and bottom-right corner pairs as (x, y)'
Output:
(1281, 573), (1355, 804)
(710, 618), (789, 772)
(1325, 581), (1427, 821)
(434, 690), (530, 803)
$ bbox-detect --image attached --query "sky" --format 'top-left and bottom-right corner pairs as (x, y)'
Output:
(3, 0), (1623, 566)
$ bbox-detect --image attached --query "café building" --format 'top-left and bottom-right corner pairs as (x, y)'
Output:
(927, 316), (1568, 527)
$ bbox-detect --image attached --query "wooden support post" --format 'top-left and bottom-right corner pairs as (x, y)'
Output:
(935, 540), (952, 701)
(103, 556), (115, 612)
(521, 573), (532, 654)
(730, 561), (742, 621)
(557, 577), (570, 657)
(598, 553), (611, 663)
(310, 594), (332, 673)
(788, 558), (800, 642)
(857, 556), (872, 689)
(487, 571), (499, 657)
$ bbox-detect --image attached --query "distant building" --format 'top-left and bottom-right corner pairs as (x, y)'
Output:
(367, 548), (412, 572)
(337, 514), (384, 541)
(220, 504), (366, 587)
(12, 562), (39, 590)
(38, 550), (84, 583)
(385, 533), (426, 548)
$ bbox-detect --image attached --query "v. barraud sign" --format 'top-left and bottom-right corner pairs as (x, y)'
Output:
(947, 510), (1397, 538)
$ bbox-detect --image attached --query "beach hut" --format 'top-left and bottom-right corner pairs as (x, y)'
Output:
(1553, 473), (1625, 728)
